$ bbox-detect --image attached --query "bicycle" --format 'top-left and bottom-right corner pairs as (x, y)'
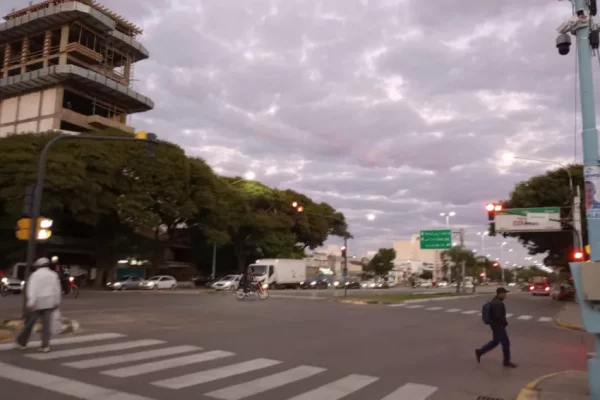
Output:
(236, 282), (269, 300)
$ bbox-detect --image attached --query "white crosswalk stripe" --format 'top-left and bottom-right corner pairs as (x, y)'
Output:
(63, 345), (201, 369)
(538, 317), (552, 322)
(446, 308), (461, 313)
(380, 383), (438, 400)
(205, 365), (326, 400)
(425, 306), (442, 310)
(102, 350), (235, 377)
(151, 358), (282, 389)
(506, 313), (514, 318)
(461, 310), (478, 315)
(518, 315), (532, 320)
(405, 304), (424, 309)
(1, 332), (444, 400)
(284, 374), (379, 400)
(27, 339), (165, 360)
(388, 303), (406, 307)
(0, 332), (125, 351)
(387, 305), (552, 324)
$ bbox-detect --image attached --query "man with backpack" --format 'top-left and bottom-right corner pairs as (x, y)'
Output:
(476, 287), (517, 368)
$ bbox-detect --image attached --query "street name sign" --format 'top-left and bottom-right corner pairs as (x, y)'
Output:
(420, 229), (452, 249)
(495, 207), (561, 232)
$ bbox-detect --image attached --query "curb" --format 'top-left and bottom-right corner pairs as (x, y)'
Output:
(515, 370), (586, 400)
(555, 317), (586, 332)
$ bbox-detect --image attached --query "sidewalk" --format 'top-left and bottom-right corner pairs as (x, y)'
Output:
(555, 302), (585, 331)
(517, 371), (589, 400)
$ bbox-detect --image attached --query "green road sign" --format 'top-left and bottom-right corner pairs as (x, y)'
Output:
(500, 207), (560, 215)
(420, 229), (452, 249)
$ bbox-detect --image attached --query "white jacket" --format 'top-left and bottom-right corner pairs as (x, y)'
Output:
(26, 267), (61, 310)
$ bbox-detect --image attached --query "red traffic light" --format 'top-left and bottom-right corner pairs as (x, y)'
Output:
(486, 204), (495, 212)
(493, 262), (499, 267)
(486, 203), (503, 221)
(292, 201), (298, 208)
(494, 204), (502, 211)
(573, 251), (584, 260)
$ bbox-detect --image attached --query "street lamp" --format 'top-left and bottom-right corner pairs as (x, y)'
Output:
(366, 213), (376, 221)
(477, 231), (488, 253)
(440, 211), (456, 228)
(500, 242), (508, 283)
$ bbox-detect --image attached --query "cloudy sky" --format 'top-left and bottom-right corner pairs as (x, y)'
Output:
(3, 0), (589, 266)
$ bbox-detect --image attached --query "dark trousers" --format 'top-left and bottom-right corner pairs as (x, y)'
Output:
(479, 326), (511, 362)
(17, 309), (53, 348)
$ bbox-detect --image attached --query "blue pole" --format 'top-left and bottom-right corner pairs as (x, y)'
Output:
(571, 1), (600, 398)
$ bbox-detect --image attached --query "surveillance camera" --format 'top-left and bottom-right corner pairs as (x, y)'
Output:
(556, 33), (571, 55)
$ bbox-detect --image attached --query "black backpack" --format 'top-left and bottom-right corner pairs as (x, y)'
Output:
(481, 301), (492, 325)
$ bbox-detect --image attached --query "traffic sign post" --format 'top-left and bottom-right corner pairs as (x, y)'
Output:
(419, 230), (452, 250)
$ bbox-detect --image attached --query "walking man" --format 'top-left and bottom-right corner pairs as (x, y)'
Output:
(475, 287), (517, 368)
(16, 257), (62, 353)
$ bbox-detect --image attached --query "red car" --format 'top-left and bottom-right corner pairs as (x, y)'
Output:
(529, 276), (551, 296)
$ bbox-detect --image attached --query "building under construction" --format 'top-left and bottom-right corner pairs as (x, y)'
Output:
(0, 0), (154, 136)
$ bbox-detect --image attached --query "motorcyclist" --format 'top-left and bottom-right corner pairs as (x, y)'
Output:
(241, 267), (256, 293)
(52, 262), (69, 295)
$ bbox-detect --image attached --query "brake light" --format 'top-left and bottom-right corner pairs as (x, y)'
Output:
(530, 286), (534, 290)
(545, 286), (550, 291)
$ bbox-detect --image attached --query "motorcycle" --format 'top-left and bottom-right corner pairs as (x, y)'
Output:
(64, 276), (79, 298)
(236, 281), (269, 300)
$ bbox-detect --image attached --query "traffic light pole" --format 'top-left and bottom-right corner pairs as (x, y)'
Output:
(566, 1), (600, 398)
(343, 235), (348, 297)
(21, 133), (157, 318)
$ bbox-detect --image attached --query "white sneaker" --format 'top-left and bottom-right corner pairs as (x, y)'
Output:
(39, 347), (50, 353)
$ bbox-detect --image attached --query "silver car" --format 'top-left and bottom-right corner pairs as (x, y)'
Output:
(212, 275), (241, 291)
(106, 275), (143, 291)
(1, 276), (24, 295)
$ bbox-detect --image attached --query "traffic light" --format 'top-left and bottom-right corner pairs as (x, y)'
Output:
(573, 250), (585, 261)
(485, 203), (503, 221)
(15, 217), (52, 241)
(493, 262), (499, 267)
(291, 201), (304, 213)
(341, 245), (347, 258)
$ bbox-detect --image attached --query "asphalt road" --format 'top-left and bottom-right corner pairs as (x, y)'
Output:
(0, 290), (592, 400)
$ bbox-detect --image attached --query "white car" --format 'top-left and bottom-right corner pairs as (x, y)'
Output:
(212, 275), (241, 291)
(139, 275), (177, 290)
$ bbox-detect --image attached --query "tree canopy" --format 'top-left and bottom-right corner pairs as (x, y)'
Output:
(0, 130), (350, 279)
(365, 248), (396, 276)
(498, 164), (583, 268)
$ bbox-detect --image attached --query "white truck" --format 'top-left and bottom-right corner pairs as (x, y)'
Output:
(248, 259), (306, 289)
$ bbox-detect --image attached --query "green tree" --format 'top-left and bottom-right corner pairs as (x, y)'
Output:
(499, 165), (583, 269)
(366, 248), (396, 276)
(441, 246), (478, 292)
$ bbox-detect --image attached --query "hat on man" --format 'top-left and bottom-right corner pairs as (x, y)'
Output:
(33, 257), (50, 268)
(496, 287), (510, 294)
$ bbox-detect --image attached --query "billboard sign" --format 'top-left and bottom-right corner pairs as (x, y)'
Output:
(495, 207), (561, 232)
(420, 230), (452, 249)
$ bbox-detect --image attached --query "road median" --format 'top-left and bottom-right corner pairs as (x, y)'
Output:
(337, 292), (479, 305)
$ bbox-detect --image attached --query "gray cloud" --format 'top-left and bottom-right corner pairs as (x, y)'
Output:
(2, 0), (586, 265)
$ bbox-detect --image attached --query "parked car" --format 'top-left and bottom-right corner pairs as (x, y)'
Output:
(333, 278), (361, 289)
(211, 275), (241, 291)
(106, 275), (143, 291)
(551, 283), (576, 301)
(300, 275), (331, 289)
(1, 276), (24, 295)
(139, 275), (177, 290)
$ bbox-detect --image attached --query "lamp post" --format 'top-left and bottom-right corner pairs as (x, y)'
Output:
(477, 231), (487, 253)
(500, 242), (507, 283)
(212, 171), (256, 280)
(440, 211), (456, 228)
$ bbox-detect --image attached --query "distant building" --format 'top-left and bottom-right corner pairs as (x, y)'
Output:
(0, 0), (153, 136)
(392, 235), (444, 281)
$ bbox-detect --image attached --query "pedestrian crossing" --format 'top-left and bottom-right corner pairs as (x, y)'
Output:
(386, 303), (553, 323)
(0, 331), (441, 400)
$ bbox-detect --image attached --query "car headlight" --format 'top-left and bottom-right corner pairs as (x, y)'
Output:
(69, 277), (74, 282)
(1, 277), (7, 284)
(107, 282), (112, 286)
(300, 281), (304, 285)
(21, 281), (25, 286)
(224, 282), (231, 286)
(113, 282), (121, 287)
(310, 281), (316, 286)
(333, 281), (340, 287)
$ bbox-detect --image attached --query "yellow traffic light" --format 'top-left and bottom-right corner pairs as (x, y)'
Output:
(135, 131), (148, 140)
(15, 217), (53, 241)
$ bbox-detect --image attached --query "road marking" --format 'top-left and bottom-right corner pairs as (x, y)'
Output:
(283, 374), (379, 400)
(425, 307), (442, 311)
(27, 339), (165, 360)
(205, 365), (326, 399)
(538, 317), (552, 322)
(506, 313), (514, 318)
(0, 361), (155, 400)
(152, 358), (282, 389)
(388, 304), (406, 307)
(405, 305), (424, 309)
(518, 315), (532, 320)
(63, 345), (201, 369)
(102, 350), (234, 378)
(446, 308), (461, 313)
(0, 332), (126, 352)
(461, 310), (478, 315)
(380, 383), (438, 400)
